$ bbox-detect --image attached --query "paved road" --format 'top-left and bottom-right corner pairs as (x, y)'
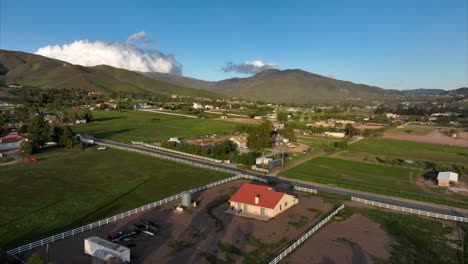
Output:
(97, 138), (468, 218)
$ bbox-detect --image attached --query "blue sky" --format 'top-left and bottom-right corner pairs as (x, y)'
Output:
(1, 0), (467, 90)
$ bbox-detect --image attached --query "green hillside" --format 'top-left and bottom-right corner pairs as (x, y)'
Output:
(142, 69), (400, 104)
(0, 49), (219, 97)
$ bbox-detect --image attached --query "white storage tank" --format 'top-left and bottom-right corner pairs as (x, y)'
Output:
(84, 236), (130, 263)
(181, 191), (192, 207)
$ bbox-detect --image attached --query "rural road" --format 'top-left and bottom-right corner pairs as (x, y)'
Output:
(96, 138), (468, 218)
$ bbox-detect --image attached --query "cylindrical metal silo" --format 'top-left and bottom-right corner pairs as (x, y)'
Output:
(181, 191), (192, 207)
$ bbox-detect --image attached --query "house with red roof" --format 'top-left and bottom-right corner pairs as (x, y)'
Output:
(0, 134), (26, 151)
(228, 183), (298, 219)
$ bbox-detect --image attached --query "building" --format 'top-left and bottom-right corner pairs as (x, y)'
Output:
(228, 183), (298, 219)
(437, 171), (458, 187)
(192, 102), (204, 109)
(168, 137), (181, 144)
(229, 136), (248, 149)
(75, 119), (87, 124)
(0, 134), (26, 151)
(385, 113), (399, 119)
(324, 132), (346, 138)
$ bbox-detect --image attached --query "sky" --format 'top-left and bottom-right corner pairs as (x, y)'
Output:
(0, 0), (467, 90)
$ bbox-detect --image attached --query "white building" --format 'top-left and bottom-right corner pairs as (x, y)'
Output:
(385, 113), (399, 119)
(193, 102), (204, 109)
(324, 132), (346, 138)
(75, 119), (87, 124)
(437, 171), (458, 187)
(168, 137), (181, 144)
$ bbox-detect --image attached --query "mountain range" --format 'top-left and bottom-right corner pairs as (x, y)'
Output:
(0, 50), (217, 98)
(0, 49), (465, 104)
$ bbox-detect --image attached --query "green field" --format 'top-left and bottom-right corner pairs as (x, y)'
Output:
(344, 138), (468, 165)
(281, 157), (468, 209)
(297, 135), (340, 147)
(74, 110), (242, 143)
(0, 147), (230, 249)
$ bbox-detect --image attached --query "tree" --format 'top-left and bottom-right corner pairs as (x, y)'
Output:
(59, 126), (75, 148)
(278, 128), (296, 142)
(247, 120), (272, 150)
(344, 123), (358, 138)
(27, 115), (50, 153)
(276, 112), (288, 122)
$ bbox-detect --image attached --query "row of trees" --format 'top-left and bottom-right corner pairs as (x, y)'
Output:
(160, 140), (238, 160)
(20, 116), (77, 155)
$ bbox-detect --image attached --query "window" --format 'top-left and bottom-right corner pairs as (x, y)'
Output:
(280, 204), (282, 211)
(285, 202), (288, 206)
(243, 204), (248, 211)
(261, 208), (266, 215)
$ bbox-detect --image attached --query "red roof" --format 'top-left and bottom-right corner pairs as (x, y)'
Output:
(1, 134), (26, 144)
(229, 183), (285, 209)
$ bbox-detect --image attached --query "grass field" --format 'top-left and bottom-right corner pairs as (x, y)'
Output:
(297, 135), (340, 148)
(281, 157), (468, 209)
(73, 110), (242, 143)
(0, 147), (230, 249)
(343, 138), (468, 165)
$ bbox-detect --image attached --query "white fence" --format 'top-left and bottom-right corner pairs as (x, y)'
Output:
(137, 142), (225, 164)
(7, 174), (266, 256)
(269, 204), (345, 264)
(293, 186), (318, 194)
(97, 141), (233, 174)
(351, 197), (468, 223)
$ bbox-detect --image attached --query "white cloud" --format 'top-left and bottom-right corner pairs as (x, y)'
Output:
(35, 33), (182, 75)
(126, 31), (147, 43)
(222, 60), (280, 74)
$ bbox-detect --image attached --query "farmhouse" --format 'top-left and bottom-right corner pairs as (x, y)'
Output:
(228, 183), (298, 219)
(437, 171), (458, 187)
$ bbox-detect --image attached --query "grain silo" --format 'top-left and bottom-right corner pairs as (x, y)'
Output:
(181, 191), (192, 207)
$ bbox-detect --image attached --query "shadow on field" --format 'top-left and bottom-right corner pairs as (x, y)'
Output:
(458, 152), (468, 158)
(72, 177), (153, 226)
(94, 116), (123, 122)
(93, 128), (134, 139)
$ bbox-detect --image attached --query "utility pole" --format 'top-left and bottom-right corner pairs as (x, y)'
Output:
(281, 142), (284, 172)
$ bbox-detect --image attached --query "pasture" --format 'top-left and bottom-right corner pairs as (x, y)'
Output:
(281, 157), (468, 209)
(342, 138), (468, 165)
(73, 110), (242, 143)
(0, 147), (230, 249)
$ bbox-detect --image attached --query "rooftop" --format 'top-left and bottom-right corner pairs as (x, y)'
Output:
(229, 183), (285, 209)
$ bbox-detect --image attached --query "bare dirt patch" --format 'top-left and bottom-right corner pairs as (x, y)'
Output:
(219, 118), (262, 125)
(19, 180), (333, 264)
(382, 129), (468, 147)
(286, 214), (392, 264)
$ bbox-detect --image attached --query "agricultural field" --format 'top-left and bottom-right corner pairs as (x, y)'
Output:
(281, 157), (468, 209)
(19, 181), (335, 264)
(0, 147), (230, 249)
(287, 206), (468, 264)
(73, 110), (242, 143)
(296, 135), (340, 148)
(340, 138), (468, 165)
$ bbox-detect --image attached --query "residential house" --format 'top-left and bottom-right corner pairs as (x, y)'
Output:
(0, 134), (26, 151)
(192, 103), (204, 109)
(229, 136), (248, 149)
(228, 183), (298, 218)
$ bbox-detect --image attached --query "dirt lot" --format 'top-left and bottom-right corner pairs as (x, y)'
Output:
(382, 129), (468, 147)
(286, 214), (392, 264)
(19, 180), (333, 264)
(218, 118), (262, 125)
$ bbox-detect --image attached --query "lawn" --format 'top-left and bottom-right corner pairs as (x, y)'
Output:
(73, 110), (242, 143)
(281, 157), (468, 209)
(344, 138), (468, 165)
(297, 135), (340, 148)
(0, 147), (231, 249)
